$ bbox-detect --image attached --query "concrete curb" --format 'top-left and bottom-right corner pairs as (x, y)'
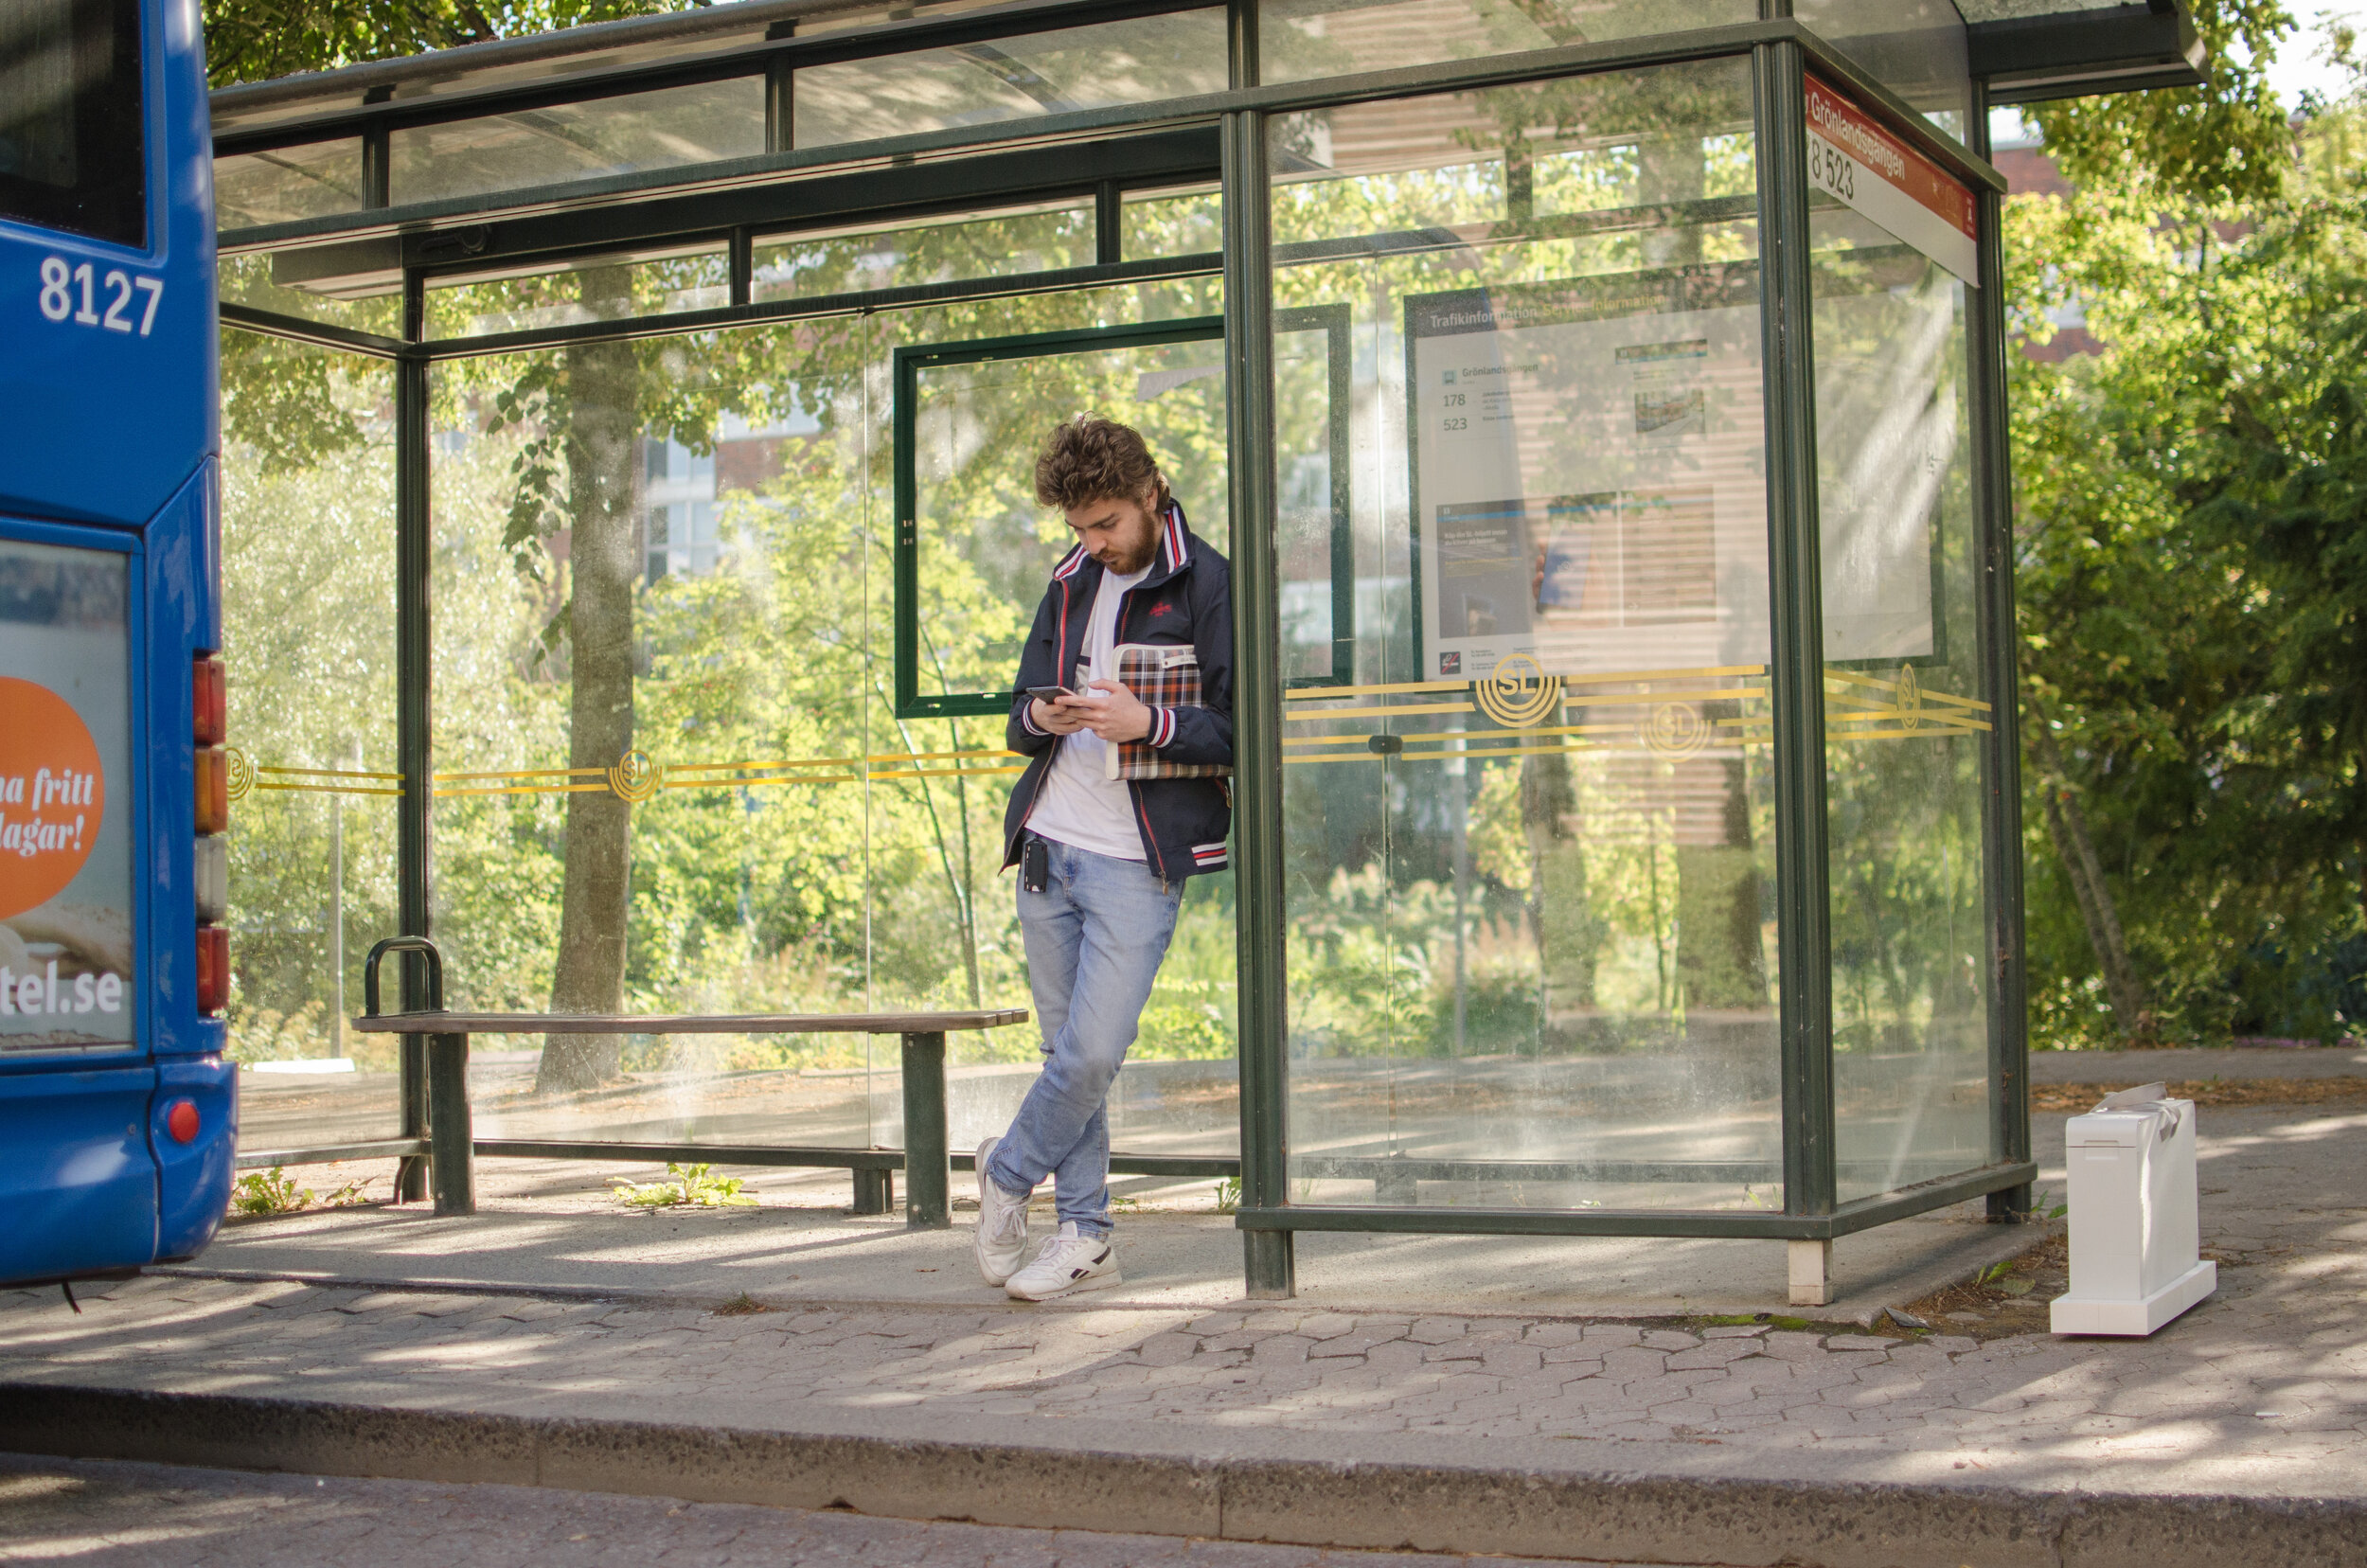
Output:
(150, 1214), (2056, 1328)
(5, 1382), (2360, 1568)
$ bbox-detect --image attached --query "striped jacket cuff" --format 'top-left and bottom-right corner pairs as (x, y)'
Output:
(1020, 700), (1049, 738)
(1149, 707), (1178, 748)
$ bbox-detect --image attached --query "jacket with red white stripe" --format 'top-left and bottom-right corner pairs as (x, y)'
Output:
(1002, 501), (1233, 883)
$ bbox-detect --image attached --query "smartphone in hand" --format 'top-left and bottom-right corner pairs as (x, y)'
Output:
(1027, 685), (1076, 702)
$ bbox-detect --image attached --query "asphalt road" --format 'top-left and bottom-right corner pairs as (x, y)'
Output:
(0, 1454), (1676, 1568)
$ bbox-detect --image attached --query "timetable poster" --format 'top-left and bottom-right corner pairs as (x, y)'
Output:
(0, 539), (135, 1051)
(1407, 275), (1770, 683)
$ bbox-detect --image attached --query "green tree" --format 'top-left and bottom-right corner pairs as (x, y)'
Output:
(2009, 29), (2367, 1043)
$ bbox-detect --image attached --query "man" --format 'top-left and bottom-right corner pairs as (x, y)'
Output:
(975, 416), (1233, 1302)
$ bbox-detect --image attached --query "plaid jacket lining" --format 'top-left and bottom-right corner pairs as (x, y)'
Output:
(1102, 644), (1229, 782)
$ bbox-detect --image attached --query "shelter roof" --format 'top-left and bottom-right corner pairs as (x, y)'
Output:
(211, 0), (2201, 142)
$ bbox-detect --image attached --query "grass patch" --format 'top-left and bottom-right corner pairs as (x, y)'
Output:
(611, 1163), (758, 1209)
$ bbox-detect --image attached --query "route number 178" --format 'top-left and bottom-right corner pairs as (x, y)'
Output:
(38, 257), (164, 335)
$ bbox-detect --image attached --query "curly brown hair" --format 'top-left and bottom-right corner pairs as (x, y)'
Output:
(1033, 415), (1169, 512)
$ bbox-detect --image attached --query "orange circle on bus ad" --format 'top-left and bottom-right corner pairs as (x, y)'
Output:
(0, 677), (106, 920)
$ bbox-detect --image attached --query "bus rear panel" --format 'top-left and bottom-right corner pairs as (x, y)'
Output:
(0, 0), (232, 1286)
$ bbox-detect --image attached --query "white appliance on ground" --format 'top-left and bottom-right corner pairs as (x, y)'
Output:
(2050, 1082), (2216, 1336)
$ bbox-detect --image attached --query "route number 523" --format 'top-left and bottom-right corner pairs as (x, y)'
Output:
(38, 257), (164, 335)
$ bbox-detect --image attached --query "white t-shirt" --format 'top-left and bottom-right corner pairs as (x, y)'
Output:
(1027, 561), (1151, 861)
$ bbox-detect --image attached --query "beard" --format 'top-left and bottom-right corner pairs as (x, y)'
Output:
(1103, 537), (1157, 574)
(1098, 508), (1161, 574)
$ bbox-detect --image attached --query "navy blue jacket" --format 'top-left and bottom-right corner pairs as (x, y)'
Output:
(1002, 502), (1233, 882)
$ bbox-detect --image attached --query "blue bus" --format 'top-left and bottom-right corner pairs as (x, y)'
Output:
(0, 0), (233, 1290)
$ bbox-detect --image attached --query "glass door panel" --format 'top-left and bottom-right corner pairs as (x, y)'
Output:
(1268, 58), (1784, 1212)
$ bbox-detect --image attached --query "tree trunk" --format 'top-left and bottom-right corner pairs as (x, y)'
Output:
(2029, 720), (2149, 1041)
(1676, 727), (1770, 1014)
(1639, 132), (1705, 269)
(538, 269), (639, 1094)
(1522, 742), (1602, 1035)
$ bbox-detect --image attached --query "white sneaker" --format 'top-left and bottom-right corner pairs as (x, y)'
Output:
(1004, 1221), (1121, 1301)
(973, 1135), (1029, 1286)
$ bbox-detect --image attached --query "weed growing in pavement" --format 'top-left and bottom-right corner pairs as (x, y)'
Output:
(712, 1292), (773, 1316)
(1213, 1174), (1241, 1213)
(610, 1163), (758, 1208)
(1695, 1312), (1816, 1331)
(230, 1166), (311, 1217)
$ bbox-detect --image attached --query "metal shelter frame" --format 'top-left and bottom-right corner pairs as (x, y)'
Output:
(214, 0), (2174, 1295)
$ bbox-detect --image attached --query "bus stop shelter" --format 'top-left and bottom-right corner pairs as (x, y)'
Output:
(206, 0), (2203, 1302)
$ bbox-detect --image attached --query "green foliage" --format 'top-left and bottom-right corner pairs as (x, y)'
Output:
(2010, 71), (2367, 1044)
(2030, 0), (2299, 207)
(230, 1166), (310, 1216)
(610, 1163), (757, 1207)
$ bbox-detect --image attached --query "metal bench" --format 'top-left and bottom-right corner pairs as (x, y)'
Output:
(348, 935), (1027, 1228)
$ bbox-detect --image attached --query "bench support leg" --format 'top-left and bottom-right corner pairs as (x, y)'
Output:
(426, 1031), (474, 1217)
(901, 1031), (949, 1229)
(396, 1035), (429, 1203)
(852, 1167), (894, 1216)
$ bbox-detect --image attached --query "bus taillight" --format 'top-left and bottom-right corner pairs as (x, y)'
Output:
(196, 926), (229, 1016)
(194, 653), (227, 1017)
(194, 749), (229, 834)
(193, 653), (225, 744)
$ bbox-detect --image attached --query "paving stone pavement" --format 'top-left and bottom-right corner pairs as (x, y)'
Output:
(3, 1105), (2360, 1507)
(0, 1454), (1674, 1567)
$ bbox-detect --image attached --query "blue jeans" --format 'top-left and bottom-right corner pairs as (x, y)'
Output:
(984, 837), (1184, 1236)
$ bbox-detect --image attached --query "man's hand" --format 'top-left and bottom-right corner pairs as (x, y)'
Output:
(1029, 696), (1092, 735)
(1075, 679), (1153, 742)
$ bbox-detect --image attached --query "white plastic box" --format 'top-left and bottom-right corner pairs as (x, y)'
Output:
(2050, 1083), (2216, 1336)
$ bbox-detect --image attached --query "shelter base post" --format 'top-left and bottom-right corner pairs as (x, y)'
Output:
(1243, 1230), (1294, 1299)
(1788, 1238), (1832, 1307)
(853, 1167), (894, 1216)
(1987, 1183), (2034, 1221)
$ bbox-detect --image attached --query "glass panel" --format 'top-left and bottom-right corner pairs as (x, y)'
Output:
(426, 247), (730, 339)
(218, 254), (402, 336)
(1121, 186), (1223, 260)
(1274, 309), (1352, 685)
(0, 0), (144, 244)
(217, 27), (779, 137)
(905, 324), (1230, 716)
(753, 202), (1095, 302)
(1795, 0), (1971, 140)
(219, 336), (402, 1156)
(793, 0), (1012, 37)
(389, 79), (767, 206)
(425, 255), (1239, 1173)
(1261, 0), (1756, 86)
(1807, 78), (1991, 1202)
(868, 283), (1236, 1166)
(1271, 60), (1779, 1213)
(793, 10), (1228, 150)
(214, 141), (365, 230)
